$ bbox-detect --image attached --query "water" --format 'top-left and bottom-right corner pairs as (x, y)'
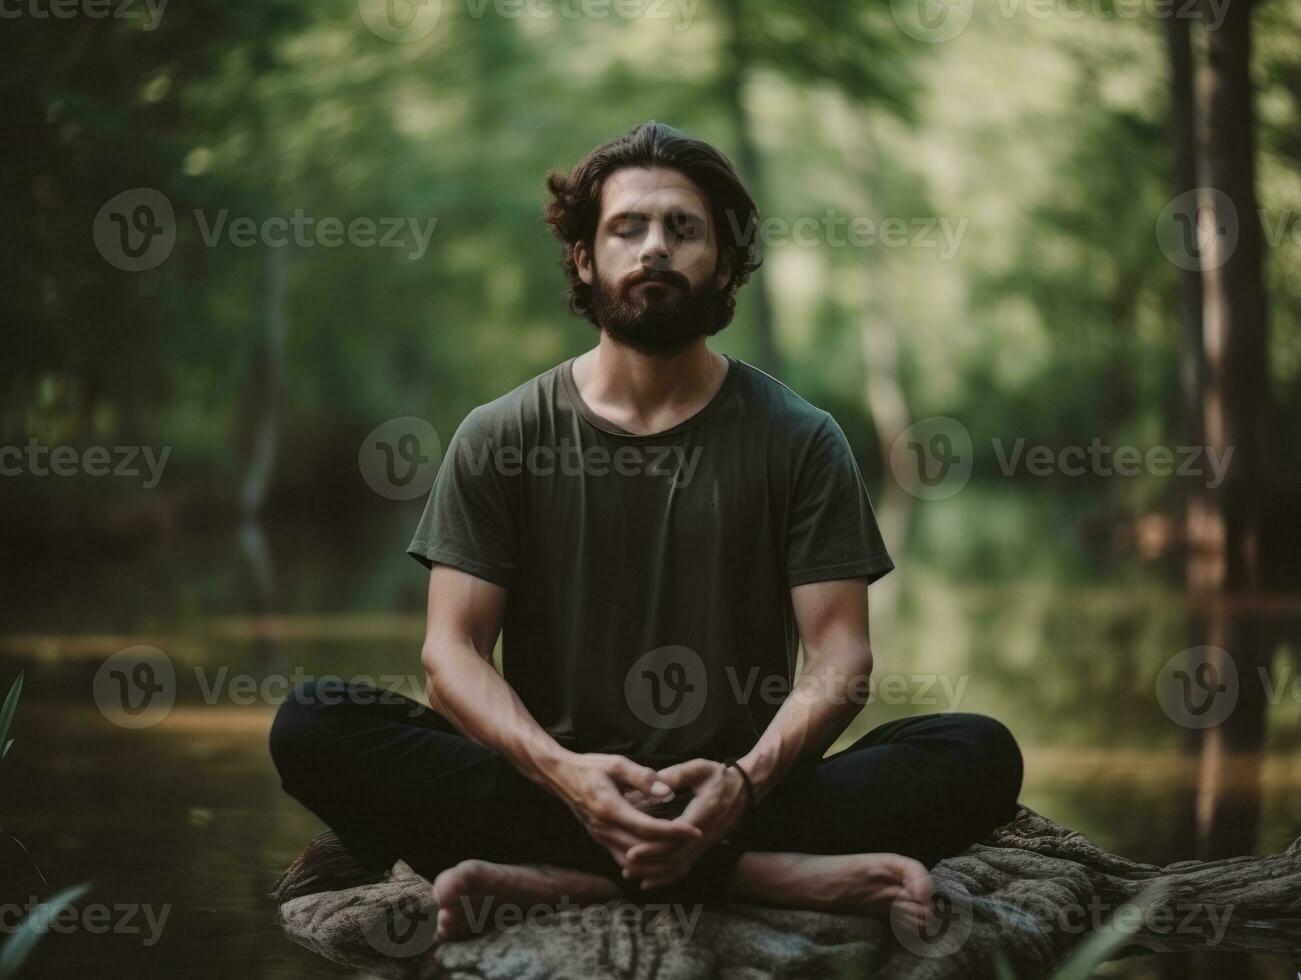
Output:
(1, 486), (1296, 978)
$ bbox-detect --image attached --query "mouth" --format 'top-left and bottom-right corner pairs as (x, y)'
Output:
(632, 278), (681, 292)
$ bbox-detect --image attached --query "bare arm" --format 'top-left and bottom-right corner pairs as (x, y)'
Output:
(419, 563), (702, 861)
(737, 576), (874, 802)
(420, 563), (567, 789)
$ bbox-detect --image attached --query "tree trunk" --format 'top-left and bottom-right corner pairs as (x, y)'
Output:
(717, 0), (781, 376)
(1187, 0), (1273, 862)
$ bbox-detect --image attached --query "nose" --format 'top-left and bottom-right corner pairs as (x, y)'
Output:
(638, 219), (674, 271)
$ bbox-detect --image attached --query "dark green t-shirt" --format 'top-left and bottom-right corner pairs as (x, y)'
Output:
(407, 354), (894, 763)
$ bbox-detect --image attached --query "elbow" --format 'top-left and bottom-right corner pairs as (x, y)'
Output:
(421, 641), (446, 708)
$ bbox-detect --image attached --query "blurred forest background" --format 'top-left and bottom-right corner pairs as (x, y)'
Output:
(2, 0), (1301, 977)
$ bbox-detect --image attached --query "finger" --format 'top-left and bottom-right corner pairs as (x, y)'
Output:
(606, 800), (703, 842)
(622, 788), (653, 809)
(655, 759), (712, 790)
(626, 840), (676, 862)
(613, 758), (673, 799)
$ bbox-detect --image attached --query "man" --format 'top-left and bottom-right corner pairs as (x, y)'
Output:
(270, 121), (1023, 943)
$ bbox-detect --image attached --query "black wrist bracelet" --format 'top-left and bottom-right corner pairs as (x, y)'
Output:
(722, 757), (756, 814)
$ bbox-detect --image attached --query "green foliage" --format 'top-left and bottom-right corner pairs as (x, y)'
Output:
(992, 885), (1166, 980)
(0, 674), (21, 763)
(3, 0), (1299, 520)
(0, 883), (94, 980)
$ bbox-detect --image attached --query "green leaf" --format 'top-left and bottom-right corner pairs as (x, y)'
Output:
(0, 882), (93, 979)
(1051, 885), (1167, 980)
(0, 674), (23, 764)
(1, 741), (11, 760)
(994, 949), (1018, 980)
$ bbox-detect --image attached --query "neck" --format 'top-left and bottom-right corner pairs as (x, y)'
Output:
(572, 335), (728, 435)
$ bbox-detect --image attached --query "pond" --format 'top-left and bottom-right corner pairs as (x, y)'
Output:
(1, 485), (1297, 978)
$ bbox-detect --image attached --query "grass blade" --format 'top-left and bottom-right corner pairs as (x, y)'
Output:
(0, 882), (92, 979)
(0, 674), (23, 763)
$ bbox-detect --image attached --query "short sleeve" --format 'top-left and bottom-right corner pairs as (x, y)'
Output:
(785, 415), (894, 587)
(406, 407), (518, 587)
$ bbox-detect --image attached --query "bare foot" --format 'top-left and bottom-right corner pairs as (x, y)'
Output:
(729, 851), (935, 928)
(431, 859), (621, 942)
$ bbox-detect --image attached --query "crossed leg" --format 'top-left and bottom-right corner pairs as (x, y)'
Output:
(269, 680), (1023, 941)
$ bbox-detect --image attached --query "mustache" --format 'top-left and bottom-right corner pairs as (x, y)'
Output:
(624, 268), (689, 292)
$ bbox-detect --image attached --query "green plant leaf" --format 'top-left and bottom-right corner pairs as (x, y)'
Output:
(1051, 885), (1167, 980)
(0, 882), (92, 979)
(0, 674), (23, 763)
(994, 949), (1019, 980)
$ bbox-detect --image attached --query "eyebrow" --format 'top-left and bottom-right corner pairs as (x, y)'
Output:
(604, 208), (707, 226)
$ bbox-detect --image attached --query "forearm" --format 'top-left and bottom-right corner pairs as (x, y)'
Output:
(738, 644), (872, 802)
(422, 638), (572, 795)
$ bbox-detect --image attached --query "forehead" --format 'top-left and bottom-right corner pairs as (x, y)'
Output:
(599, 166), (711, 221)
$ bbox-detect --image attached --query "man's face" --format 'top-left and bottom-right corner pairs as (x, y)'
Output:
(576, 166), (732, 356)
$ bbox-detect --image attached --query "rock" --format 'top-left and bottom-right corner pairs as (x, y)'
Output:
(273, 806), (1301, 979)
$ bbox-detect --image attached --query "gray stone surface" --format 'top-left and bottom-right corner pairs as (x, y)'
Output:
(273, 806), (1301, 979)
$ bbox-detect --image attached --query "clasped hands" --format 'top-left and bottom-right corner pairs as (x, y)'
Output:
(555, 753), (750, 890)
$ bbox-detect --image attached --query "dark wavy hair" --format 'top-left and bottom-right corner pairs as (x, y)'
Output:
(542, 120), (764, 333)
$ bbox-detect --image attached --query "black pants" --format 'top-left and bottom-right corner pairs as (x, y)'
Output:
(269, 680), (1023, 904)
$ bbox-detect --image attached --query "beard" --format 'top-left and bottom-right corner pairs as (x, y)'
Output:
(588, 261), (725, 357)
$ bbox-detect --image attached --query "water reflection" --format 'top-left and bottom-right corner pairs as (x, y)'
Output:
(0, 487), (1296, 978)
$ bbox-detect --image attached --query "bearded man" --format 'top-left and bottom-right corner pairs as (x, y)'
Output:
(270, 120), (1023, 942)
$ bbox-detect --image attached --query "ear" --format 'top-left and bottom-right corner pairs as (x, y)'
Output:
(574, 240), (594, 286)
